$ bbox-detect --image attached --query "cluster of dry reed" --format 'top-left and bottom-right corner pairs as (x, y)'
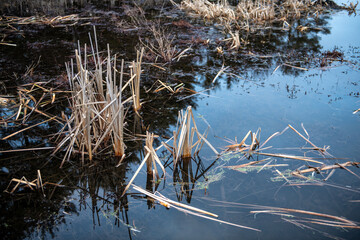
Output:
(54, 28), (145, 167)
(122, 106), (218, 195)
(178, 0), (326, 30)
(162, 106), (218, 164)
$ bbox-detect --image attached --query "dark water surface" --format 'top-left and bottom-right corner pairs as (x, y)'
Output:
(1, 1), (360, 239)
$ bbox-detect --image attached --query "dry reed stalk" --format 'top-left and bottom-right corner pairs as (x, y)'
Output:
(130, 48), (144, 112)
(2, 116), (56, 140)
(132, 185), (261, 231)
(212, 65), (229, 83)
(255, 152), (324, 164)
(250, 207), (358, 228)
(224, 158), (269, 169)
(104, 50), (126, 159)
(0, 147), (54, 153)
(207, 198), (359, 229)
(4, 170), (63, 194)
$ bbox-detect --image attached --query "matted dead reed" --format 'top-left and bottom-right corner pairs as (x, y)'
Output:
(223, 124), (333, 164)
(0, 14), (97, 27)
(54, 27), (135, 166)
(178, 0), (328, 31)
(222, 124), (360, 188)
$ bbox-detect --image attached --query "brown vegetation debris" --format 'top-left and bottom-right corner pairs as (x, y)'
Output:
(172, 20), (194, 28)
(320, 49), (344, 67)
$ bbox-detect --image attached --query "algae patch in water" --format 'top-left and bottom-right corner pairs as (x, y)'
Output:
(196, 167), (225, 190)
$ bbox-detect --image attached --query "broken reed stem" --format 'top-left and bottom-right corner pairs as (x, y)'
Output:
(292, 162), (360, 180)
(122, 131), (165, 197)
(255, 152), (324, 164)
(288, 124), (318, 150)
(2, 117), (56, 140)
(4, 170), (62, 194)
(293, 162), (360, 174)
(132, 185), (261, 231)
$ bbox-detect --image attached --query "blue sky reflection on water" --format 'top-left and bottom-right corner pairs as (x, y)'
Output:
(52, 11), (360, 240)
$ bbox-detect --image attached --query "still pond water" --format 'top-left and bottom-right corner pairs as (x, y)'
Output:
(1, 1), (360, 239)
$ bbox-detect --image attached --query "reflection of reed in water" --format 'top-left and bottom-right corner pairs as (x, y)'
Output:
(0, 0), (112, 15)
(77, 160), (136, 236)
(173, 155), (218, 203)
